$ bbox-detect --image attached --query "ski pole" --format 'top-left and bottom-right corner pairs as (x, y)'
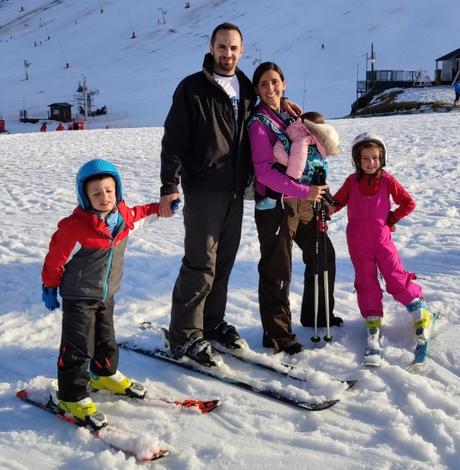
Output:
(311, 201), (321, 343)
(321, 199), (332, 342)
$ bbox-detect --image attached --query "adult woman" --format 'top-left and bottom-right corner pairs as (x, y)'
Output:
(248, 62), (341, 355)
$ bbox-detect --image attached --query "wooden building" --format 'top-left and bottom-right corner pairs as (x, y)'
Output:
(435, 48), (460, 84)
(48, 102), (73, 122)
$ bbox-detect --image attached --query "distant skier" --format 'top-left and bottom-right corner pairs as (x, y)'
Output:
(41, 159), (168, 428)
(55, 123), (65, 131)
(453, 80), (460, 106)
(331, 132), (433, 363)
(39, 122), (47, 132)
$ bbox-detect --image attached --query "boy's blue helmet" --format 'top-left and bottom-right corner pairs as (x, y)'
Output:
(76, 159), (123, 210)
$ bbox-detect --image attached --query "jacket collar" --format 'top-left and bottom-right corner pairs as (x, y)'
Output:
(72, 201), (129, 236)
(255, 102), (290, 129)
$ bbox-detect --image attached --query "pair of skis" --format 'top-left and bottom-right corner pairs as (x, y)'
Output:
(17, 379), (221, 462)
(119, 342), (340, 411)
(140, 321), (356, 389)
(16, 388), (170, 461)
(119, 322), (357, 413)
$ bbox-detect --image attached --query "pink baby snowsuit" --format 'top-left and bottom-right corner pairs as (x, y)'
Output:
(334, 172), (423, 318)
(273, 118), (340, 179)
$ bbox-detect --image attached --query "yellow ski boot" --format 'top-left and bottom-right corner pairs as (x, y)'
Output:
(49, 379), (108, 429)
(89, 370), (146, 398)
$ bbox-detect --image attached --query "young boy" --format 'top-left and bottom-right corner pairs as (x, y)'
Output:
(255, 111), (340, 210)
(42, 158), (163, 428)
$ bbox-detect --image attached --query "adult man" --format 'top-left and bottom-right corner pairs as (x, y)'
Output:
(159, 23), (256, 366)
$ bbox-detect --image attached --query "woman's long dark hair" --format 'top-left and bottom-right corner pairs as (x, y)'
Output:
(252, 62), (285, 88)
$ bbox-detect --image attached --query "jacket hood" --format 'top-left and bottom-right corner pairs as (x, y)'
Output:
(76, 159), (123, 210)
(202, 53), (215, 75)
(302, 119), (341, 157)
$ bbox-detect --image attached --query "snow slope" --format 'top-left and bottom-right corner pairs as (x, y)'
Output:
(1, 0), (459, 131)
(0, 112), (459, 469)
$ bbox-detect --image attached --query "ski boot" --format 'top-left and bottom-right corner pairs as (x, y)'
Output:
(89, 370), (146, 399)
(173, 336), (224, 367)
(406, 298), (432, 342)
(362, 316), (383, 366)
(49, 379), (108, 430)
(206, 321), (246, 350)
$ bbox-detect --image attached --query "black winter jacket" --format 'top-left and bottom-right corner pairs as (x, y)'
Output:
(160, 53), (257, 196)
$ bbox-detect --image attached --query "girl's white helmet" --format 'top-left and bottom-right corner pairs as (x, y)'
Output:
(351, 132), (387, 169)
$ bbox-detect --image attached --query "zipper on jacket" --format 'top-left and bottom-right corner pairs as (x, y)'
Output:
(102, 241), (114, 302)
(208, 71), (241, 193)
(100, 217), (126, 301)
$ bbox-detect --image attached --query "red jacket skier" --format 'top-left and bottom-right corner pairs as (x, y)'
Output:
(42, 158), (161, 428)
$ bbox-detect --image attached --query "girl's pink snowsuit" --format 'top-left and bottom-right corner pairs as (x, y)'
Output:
(345, 173), (422, 318)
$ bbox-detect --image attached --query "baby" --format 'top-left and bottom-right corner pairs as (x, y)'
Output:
(255, 111), (340, 210)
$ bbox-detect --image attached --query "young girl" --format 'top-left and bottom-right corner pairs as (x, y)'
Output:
(332, 132), (432, 363)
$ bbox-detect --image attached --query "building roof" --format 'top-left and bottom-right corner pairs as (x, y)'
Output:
(436, 48), (460, 61)
(48, 102), (73, 107)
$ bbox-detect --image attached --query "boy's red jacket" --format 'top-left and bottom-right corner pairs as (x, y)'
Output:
(42, 201), (159, 300)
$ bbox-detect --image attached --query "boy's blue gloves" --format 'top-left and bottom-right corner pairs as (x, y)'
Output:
(42, 285), (60, 311)
(171, 199), (183, 214)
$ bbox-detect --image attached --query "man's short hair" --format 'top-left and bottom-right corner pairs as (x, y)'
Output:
(210, 22), (243, 44)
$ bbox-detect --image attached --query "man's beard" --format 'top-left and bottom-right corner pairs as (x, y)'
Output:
(216, 58), (235, 73)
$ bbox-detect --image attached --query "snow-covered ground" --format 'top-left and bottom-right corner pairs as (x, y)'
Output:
(371, 85), (456, 106)
(393, 85), (455, 104)
(0, 112), (459, 469)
